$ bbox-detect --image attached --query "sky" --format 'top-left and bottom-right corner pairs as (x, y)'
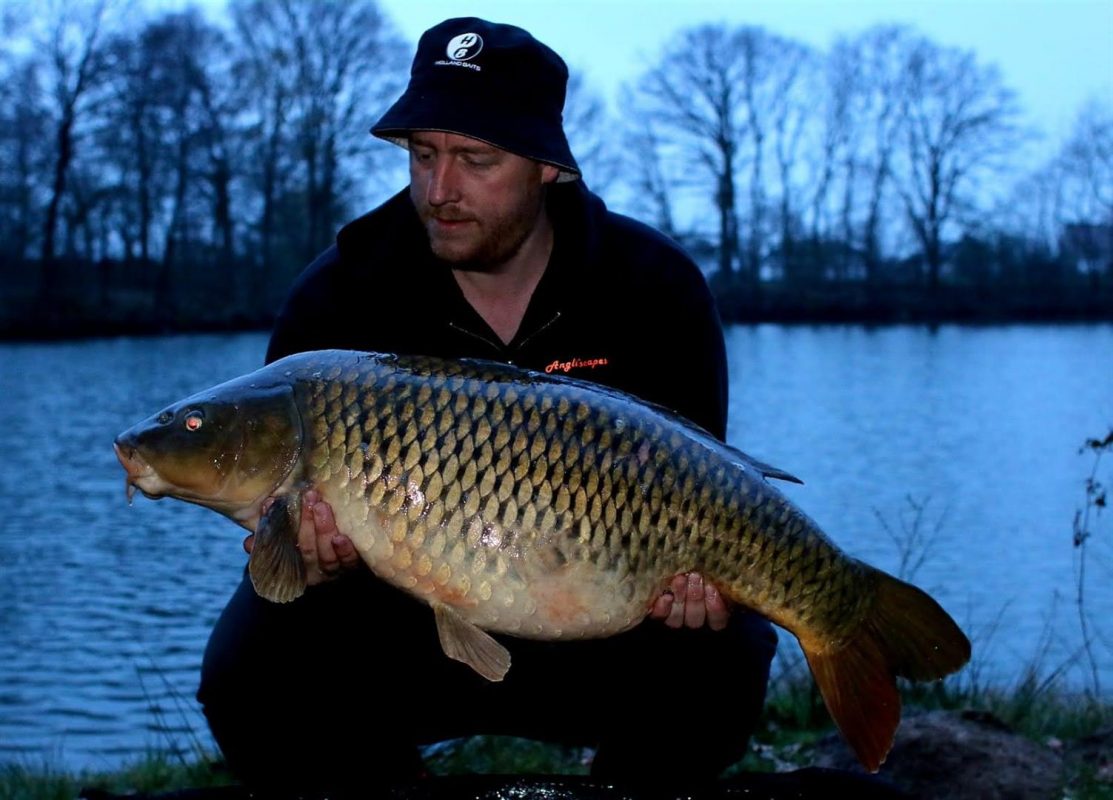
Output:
(372, 0), (1113, 146)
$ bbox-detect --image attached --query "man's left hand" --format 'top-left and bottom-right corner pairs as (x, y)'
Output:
(650, 573), (730, 630)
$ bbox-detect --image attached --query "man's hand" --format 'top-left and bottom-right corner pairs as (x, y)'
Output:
(650, 572), (730, 631)
(242, 490), (361, 585)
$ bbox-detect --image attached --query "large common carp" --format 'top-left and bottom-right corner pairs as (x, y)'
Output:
(114, 349), (970, 772)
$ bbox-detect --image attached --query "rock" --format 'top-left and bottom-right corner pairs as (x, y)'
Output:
(806, 709), (1064, 800)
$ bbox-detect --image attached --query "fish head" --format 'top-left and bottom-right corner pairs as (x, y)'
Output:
(114, 376), (303, 520)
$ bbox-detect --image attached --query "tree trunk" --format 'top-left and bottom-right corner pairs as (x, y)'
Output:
(717, 146), (737, 276)
(40, 107), (75, 302)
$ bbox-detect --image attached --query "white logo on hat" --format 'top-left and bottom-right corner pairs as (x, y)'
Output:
(446, 33), (483, 61)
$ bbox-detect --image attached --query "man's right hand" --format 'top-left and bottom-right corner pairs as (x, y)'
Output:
(242, 490), (361, 585)
(650, 573), (730, 631)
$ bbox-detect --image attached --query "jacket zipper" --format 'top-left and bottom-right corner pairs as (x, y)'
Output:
(516, 311), (562, 351)
(447, 322), (504, 355)
(449, 311), (563, 360)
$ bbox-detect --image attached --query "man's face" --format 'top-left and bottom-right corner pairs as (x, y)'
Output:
(408, 131), (558, 269)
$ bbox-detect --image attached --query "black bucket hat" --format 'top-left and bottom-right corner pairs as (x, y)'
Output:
(371, 17), (581, 182)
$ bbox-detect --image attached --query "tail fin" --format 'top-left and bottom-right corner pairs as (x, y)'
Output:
(801, 568), (971, 772)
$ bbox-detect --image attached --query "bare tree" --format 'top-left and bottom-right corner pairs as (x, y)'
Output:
(1045, 96), (1113, 285)
(563, 71), (620, 197)
(631, 24), (818, 284)
(997, 159), (1065, 258)
(230, 0), (407, 268)
(859, 30), (909, 284)
(101, 19), (162, 264)
(1060, 95), (1113, 223)
(768, 38), (819, 282)
(892, 35), (1023, 291)
(807, 27), (919, 286)
(228, 1), (297, 275)
(98, 11), (230, 267)
(37, 0), (114, 278)
(632, 25), (748, 279)
(146, 13), (222, 270)
(195, 52), (238, 266)
(807, 35), (856, 260)
(617, 106), (680, 240)
(0, 58), (51, 260)
(838, 27), (910, 284)
(0, 6), (40, 258)
(735, 27), (776, 282)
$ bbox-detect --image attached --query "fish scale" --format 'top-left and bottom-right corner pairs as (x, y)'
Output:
(321, 358), (668, 634)
(115, 348), (971, 772)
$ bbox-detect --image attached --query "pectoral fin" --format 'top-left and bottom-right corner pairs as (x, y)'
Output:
(248, 494), (306, 603)
(432, 602), (510, 682)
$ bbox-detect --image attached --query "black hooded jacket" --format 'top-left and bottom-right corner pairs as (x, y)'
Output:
(266, 181), (729, 439)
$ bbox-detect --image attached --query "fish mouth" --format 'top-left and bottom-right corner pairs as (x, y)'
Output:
(113, 441), (166, 503)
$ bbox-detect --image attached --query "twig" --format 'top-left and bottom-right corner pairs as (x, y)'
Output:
(1072, 428), (1112, 698)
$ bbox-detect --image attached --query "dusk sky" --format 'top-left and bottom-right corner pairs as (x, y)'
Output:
(157, 0), (1113, 150)
(373, 0), (1112, 147)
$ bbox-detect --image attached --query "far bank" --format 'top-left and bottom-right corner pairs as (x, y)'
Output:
(1, 256), (1109, 341)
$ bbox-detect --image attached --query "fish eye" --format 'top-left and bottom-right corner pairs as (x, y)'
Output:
(184, 410), (204, 432)
(157, 411), (173, 424)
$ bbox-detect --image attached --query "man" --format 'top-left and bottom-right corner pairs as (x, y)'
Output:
(199, 17), (776, 797)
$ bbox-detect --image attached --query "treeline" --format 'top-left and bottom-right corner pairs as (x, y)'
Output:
(0, 0), (1110, 338)
(0, 0), (409, 335)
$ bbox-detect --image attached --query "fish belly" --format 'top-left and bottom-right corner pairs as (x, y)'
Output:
(326, 481), (663, 639)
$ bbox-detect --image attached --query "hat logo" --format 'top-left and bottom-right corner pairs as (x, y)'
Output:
(446, 33), (483, 61)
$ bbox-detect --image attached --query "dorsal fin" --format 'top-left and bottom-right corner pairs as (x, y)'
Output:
(736, 453), (804, 485)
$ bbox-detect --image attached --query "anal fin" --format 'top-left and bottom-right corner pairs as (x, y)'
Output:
(432, 602), (510, 682)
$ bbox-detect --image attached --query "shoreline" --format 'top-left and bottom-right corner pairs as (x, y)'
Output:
(2, 308), (1111, 346)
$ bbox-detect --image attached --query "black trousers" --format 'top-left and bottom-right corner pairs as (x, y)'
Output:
(198, 570), (778, 796)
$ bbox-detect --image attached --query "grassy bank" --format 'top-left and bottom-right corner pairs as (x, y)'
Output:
(5, 672), (1110, 800)
(0, 753), (233, 800)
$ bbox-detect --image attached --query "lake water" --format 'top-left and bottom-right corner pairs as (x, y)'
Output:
(1, 325), (1111, 772)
